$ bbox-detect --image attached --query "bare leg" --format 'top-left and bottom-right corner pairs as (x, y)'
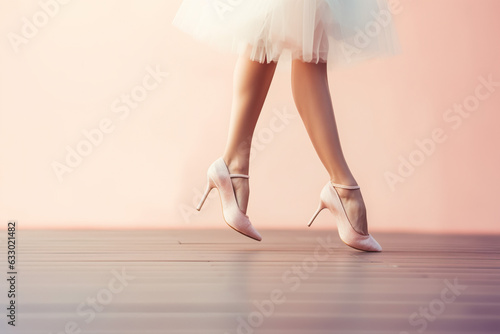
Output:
(222, 55), (278, 213)
(291, 59), (368, 235)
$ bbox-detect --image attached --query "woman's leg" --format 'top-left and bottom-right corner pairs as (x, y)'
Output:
(222, 55), (278, 213)
(290, 59), (368, 235)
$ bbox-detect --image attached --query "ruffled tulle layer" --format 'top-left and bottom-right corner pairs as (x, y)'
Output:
(172, 0), (400, 66)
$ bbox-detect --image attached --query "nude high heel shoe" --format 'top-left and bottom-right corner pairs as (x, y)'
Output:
(196, 157), (262, 241)
(308, 181), (382, 252)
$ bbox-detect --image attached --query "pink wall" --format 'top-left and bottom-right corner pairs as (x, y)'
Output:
(1, 0), (499, 233)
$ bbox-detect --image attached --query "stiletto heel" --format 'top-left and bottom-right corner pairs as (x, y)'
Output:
(308, 202), (325, 227)
(196, 179), (214, 211)
(308, 181), (382, 252)
(196, 157), (262, 241)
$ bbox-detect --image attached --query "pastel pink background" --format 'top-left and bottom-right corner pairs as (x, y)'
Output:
(1, 0), (499, 234)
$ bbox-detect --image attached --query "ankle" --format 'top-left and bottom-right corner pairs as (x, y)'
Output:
(222, 155), (250, 175)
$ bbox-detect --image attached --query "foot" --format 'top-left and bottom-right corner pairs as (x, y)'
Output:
(223, 157), (250, 214)
(230, 177), (250, 214)
(334, 187), (369, 236)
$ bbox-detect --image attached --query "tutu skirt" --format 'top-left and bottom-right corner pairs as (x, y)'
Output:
(172, 0), (400, 66)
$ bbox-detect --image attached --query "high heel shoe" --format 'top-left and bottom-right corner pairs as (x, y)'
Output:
(196, 157), (262, 241)
(308, 181), (382, 252)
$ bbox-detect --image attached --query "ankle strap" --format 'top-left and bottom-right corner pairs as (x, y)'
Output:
(330, 181), (359, 190)
(230, 174), (249, 179)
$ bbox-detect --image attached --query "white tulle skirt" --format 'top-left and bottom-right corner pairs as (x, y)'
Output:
(172, 0), (400, 66)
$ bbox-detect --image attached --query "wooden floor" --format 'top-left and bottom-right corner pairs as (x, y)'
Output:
(3, 229), (500, 334)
